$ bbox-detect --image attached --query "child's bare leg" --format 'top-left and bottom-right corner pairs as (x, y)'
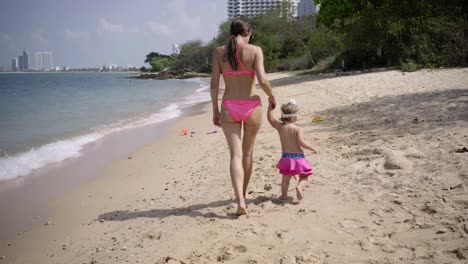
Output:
(295, 175), (309, 202)
(280, 176), (292, 199)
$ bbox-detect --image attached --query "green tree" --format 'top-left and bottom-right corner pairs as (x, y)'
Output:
(144, 52), (172, 72)
(171, 40), (213, 73)
(149, 57), (171, 72)
(144, 52), (170, 63)
(315, 0), (467, 69)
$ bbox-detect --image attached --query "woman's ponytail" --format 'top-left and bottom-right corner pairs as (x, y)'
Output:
(226, 35), (239, 70)
(226, 17), (251, 71)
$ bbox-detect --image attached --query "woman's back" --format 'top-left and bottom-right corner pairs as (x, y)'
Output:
(214, 43), (259, 100)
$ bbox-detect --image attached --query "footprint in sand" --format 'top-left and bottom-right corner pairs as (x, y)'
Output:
(202, 230), (218, 240)
(338, 219), (368, 234)
(155, 256), (185, 264)
(279, 256), (296, 264)
(216, 244), (248, 262)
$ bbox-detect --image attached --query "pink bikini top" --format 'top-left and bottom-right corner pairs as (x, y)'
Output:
(222, 43), (256, 77)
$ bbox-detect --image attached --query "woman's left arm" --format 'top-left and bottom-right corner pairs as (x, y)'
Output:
(210, 48), (221, 126)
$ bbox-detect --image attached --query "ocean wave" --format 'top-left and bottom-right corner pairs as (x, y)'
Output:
(183, 83), (210, 106)
(0, 80), (209, 182)
(0, 133), (104, 181)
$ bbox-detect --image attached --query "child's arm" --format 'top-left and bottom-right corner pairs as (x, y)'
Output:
(296, 128), (317, 154)
(267, 103), (282, 129)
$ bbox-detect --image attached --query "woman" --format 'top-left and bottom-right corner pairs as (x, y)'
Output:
(210, 17), (276, 215)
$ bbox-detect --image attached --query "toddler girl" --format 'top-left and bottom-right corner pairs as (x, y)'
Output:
(267, 99), (317, 202)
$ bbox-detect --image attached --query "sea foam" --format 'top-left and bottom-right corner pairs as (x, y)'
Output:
(0, 79), (209, 182)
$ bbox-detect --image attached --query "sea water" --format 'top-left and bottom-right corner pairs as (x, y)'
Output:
(0, 72), (209, 181)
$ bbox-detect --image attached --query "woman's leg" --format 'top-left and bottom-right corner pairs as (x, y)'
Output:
(221, 121), (246, 214)
(242, 106), (263, 198)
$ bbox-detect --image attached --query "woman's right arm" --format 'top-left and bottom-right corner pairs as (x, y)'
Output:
(210, 48), (221, 126)
(254, 46), (276, 109)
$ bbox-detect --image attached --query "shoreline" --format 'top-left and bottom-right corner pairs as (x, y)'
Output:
(0, 76), (210, 181)
(0, 77), (211, 239)
(131, 71), (211, 80)
(1, 69), (467, 263)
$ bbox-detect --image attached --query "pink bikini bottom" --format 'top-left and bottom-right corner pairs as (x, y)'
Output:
(222, 99), (261, 122)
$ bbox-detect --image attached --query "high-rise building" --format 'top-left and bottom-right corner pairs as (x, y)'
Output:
(18, 55), (24, 70)
(11, 58), (18, 72)
(15, 50), (30, 71)
(43, 52), (53, 71)
(0, 65), (4, 72)
(298, 0), (316, 16)
(35, 52), (43, 70)
(22, 50), (29, 70)
(227, 0), (301, 18)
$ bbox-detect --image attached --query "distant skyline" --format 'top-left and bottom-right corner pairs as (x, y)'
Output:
(0, 0), (227, 68)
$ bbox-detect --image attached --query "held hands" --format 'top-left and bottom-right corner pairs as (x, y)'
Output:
(268, 96), (276, 110)
(213, 111), (221, 127)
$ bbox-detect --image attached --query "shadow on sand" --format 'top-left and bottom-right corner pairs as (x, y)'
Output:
(309, 89), (468, 137)
(97, 195), (289, 222)
(269, 69), (391, 88)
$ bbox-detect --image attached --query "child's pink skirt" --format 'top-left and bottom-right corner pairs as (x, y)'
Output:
(276, 152), (313, 176)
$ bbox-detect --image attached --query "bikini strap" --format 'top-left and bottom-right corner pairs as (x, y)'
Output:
(235, 43), (248, 71)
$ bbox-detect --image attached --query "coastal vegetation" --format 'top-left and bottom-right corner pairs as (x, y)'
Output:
(143, 0), (466, 75)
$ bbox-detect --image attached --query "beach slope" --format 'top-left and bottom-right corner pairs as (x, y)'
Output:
(1, 68), (467, 263)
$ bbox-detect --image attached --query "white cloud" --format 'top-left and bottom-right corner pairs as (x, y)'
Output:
(168, 0), (201, 33)
(147, 21), (169, 35)
(144, 0), (203, 40)
(2, 34), (12, 42)
(98, 18), (124, 34)
(65, 29), (90, 40)
(128, 27), (140, 33)
(31, 30), (46, 42)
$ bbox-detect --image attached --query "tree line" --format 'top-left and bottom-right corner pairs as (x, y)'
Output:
(143, 0), (466, 73)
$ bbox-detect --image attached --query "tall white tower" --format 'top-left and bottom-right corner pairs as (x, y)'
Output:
(172, 43), (180, 55)
(42, 52), (53, 71)
(35, 52), (43, 70)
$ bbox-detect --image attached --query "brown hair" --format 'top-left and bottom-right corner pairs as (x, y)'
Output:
(280, 103), (299, 123)
(227, 17), (251, 70)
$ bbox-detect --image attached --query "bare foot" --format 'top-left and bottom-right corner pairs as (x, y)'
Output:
(279, 195), (289, 200)
(236, 206), (248, 216)
(295, 186), (304, 202)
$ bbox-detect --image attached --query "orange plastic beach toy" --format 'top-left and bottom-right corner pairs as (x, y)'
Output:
(312, 116), (325, 122)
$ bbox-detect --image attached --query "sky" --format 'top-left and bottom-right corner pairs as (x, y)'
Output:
(0, 0), (227, 68)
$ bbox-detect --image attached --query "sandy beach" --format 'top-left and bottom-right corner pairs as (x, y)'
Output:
(1, 68), (467, 263)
